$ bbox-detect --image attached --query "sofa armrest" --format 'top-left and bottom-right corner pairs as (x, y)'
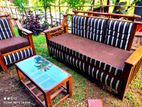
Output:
(19, 28), (33, 35)
(14, 18), (33, 36)
(44, 25), (65, 39)
(125, 46), (142, 66)
(13, 18), (35, 53)
(44, 26), (63, 34)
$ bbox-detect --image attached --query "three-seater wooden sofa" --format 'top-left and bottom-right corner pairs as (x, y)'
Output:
(44, 11), (142, 99)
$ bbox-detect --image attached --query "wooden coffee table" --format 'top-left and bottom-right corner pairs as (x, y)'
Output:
(15, 55), (72, 107)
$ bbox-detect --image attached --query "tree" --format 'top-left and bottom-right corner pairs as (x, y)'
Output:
(64, 0), (86, 13)
(90, 0), (95, 11)
(39, 0), (55, 27)
(13, 0), (28, 15)
(111, 0), (142, 14)
(58, 0), (61, 23)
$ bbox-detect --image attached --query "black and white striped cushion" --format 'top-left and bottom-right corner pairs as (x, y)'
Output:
(48, 40), (123, 77)
(72, 16), (87, 37)
(3, 47), (33, 65)
(63, 50), (121, 93)
(86, 17), (107, 42)
(88, 66), (121, 93)
(48, 42), (122, 93)
(0, 18), (13, 40)
(105, 20), (134, 50)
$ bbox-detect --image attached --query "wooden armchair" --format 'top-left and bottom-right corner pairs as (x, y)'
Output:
(0, 15), (36, 72)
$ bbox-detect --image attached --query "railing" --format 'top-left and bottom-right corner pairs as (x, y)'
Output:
(1, 5), (142, 31)
(0, 5), (91, 25)
(1, 4), (142, 23)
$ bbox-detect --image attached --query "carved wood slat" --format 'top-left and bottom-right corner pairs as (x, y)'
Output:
(21, 80), (45, 107)
(51, 87), (65, 99)
(130, 57), (142, 84)
(50, 29), (64, 36)
(72, 10), (141, 21)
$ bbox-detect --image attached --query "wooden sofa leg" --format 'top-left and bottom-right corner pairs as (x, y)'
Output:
(118, 64), (133, 100)
(32, 48), (36, 55)
(48, 52), (53, 57)
(118, 89), (125, 100)
(0, 54), (8, 72)
(0, 61), (8, 72)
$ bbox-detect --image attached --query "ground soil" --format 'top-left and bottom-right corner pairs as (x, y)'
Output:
(0, 66), (142, 107)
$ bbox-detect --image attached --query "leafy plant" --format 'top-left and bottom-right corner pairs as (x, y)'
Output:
(64, 0), (86, 13)
(23, 11), (42, 35)
(13, 0), (28, 15)
(39, 0), (55, 27)
(112, 0), (142, 14)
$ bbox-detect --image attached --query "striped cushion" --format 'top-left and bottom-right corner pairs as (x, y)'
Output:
(104, 20), (134, 50)
(48, 42), (122, 93)
(3, 47), (33, 65)
(87, 66), (121, 93)
(0, 18), (13, 40)
(72, 16), (87, 37)
(49, 40), (124, 77)
(86, 18), (107, 42)
(48, 33), (132, 76)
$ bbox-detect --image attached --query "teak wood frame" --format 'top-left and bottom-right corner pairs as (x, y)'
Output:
(16, 65), (72, 107)
(44, 10), (142, 100)
(0, 15), (36, 72)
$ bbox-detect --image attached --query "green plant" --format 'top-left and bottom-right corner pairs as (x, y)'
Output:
(39, 0), (55, 27)
(13, 0), (28, 15)
(112, 0), (142, 14)
(64, 0), (86, 13)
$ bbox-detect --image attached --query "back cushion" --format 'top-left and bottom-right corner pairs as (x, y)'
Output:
(105, 20), (134, 50)
(86, 17), (107, 42)
(72, 16), (87, 37)
(0, 18), (13, 40)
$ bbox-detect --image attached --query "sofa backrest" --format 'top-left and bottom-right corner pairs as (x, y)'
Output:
(71, 14), (136, 50)
(72, 16), (107, 43)
(104, 20), (134, 50)
(0, 18), (13, 40)
(72, 15), (87, 37)
(86, 17), (107, 43)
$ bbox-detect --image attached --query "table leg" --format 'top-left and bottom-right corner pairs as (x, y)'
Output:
(45, 92), (52, 107)
(16, 67), (25, 81)
(67, 77), (72, 97)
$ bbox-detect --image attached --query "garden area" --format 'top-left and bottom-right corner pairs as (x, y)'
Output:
(0, 0), (142, 107)
(0, 33), (142, 107)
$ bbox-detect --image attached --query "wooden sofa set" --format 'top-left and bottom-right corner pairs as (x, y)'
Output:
(1, 11), (142, 100)
(44, 11), (142, 99)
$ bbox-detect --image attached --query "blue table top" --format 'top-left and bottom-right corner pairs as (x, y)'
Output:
(16, 55), (71, 92)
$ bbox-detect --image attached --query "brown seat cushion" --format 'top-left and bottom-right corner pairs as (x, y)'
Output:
(0, 36), (30, 54)
(50, 33), (132, 70)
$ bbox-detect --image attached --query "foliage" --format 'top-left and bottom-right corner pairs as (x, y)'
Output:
(23, 11), (42, 35)
(112, 0), (142, 14)
(64, 0), (86, 11)
(39, 0), (54, 19)
(39, 0), (53, 9)
(13, 0), (28, 14)
(39, 0), (55, 27)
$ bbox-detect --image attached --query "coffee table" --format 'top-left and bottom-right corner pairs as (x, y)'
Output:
(15, 55), (72, 107)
